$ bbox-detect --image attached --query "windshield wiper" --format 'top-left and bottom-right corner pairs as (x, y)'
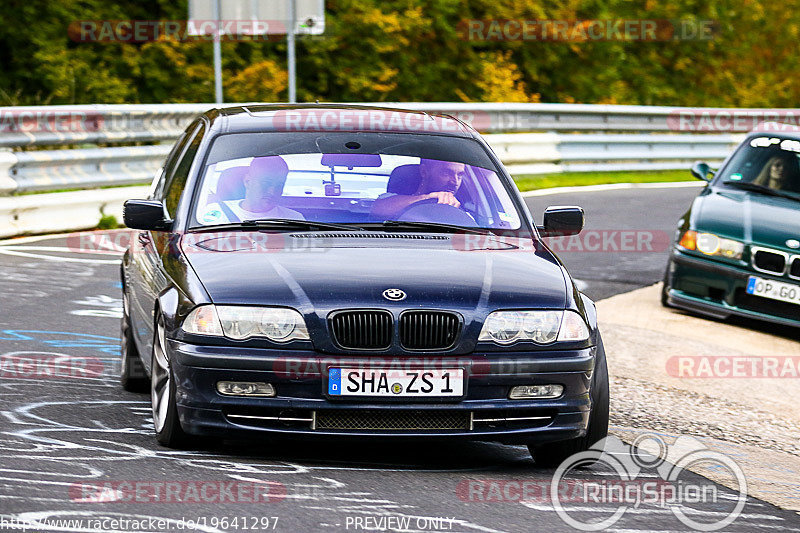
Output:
(195, 218), (494, 234)
(376, 220), (489, 234)
(195, 219), (364, 232)
(722, 180), (800, 202)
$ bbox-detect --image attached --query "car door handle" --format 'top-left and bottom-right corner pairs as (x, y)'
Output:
(138, 232), (150, 245)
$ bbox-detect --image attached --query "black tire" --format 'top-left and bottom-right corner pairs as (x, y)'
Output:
(151, 314), (188, 448)
(120, 290), (148, 392)
(661, 259), (674, 308)
(529, 334), (609, 468)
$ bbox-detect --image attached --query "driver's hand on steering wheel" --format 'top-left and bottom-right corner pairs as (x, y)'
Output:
(426, 191), (460, 208)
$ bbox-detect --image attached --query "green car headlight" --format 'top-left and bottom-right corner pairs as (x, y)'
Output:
(679, 230), (744, 260)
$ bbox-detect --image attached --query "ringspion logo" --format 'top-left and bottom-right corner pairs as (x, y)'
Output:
(550, 434), (746, 531)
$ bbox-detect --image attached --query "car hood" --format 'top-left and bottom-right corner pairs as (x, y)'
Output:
(181, 232), (568, 314)
(693, 189), (800, 251)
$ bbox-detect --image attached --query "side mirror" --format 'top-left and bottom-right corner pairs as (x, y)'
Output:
(690, 161), (715, 181)
(538, 206), (584, 237)
(123, 199), (172, 231)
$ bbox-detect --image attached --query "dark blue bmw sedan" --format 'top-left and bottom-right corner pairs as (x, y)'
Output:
(120, 105), (608, 465)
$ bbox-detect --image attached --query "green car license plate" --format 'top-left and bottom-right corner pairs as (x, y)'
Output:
(746, 276), (800, 306)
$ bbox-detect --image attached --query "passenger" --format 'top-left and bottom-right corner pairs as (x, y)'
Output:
(202, 156), (304, 224)
(753, 153), (800, 193)
(371, 158), (467, 219)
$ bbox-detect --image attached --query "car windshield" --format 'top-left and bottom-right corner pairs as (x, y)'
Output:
(715, 136), (800, 199)
(190, 132), (523, 231)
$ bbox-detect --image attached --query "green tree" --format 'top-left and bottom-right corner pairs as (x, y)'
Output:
(2, 0), (800, 107)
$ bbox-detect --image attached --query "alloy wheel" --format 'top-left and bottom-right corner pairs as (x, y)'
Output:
(151, 318), (171, 433)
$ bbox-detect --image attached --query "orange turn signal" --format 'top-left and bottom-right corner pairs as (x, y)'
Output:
(679, 230), (697, 250)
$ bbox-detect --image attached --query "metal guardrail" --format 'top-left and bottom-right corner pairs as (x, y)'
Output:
(0, 132), (738, 195)
(8, 145), (170, 193)
(0, 102), (758, 194)
(0, 104), (208, 148)
(0, 186), (149, 238)
(471, 132), (740, 175)
(385, 103), (691, 133)
(0, 102), (787, 147)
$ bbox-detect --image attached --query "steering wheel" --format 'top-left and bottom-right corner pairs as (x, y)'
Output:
(396, 197), (438, 217)
(395, 198), (477, 226)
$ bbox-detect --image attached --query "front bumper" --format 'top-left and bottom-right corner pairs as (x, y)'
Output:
(666, 249), (800, 328)
(168, 339), (597, 445)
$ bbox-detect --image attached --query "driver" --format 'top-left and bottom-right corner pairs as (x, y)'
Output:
(371, 159), (466, 219)
(753, 153), (800, 192)
(201, 156), (305, 224)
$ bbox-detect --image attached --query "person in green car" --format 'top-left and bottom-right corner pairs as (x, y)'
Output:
(754, 153), (800, 193)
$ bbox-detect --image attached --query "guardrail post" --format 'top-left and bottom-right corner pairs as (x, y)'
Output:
(0, 151), (19, 195)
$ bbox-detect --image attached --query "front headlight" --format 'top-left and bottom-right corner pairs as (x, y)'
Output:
(678, 230), (744, 260)
(478, 310), (589, 345)
(182, 305), (310, 342)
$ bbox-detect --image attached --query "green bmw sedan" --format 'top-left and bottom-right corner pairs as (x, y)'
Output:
(663, 131), (800, 328)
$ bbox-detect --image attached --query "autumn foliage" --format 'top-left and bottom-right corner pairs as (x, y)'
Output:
(0, 0), (793, 107)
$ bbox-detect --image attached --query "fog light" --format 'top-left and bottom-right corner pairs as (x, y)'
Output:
(509, 384), (563, 399)
(216, 381), (276, 397)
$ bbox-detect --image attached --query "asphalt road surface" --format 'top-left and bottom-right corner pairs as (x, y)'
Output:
(1, 185), (798, 532)
(524, 184), (701, 301)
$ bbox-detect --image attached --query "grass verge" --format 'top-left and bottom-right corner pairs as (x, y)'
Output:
(512, 169), (696, 191)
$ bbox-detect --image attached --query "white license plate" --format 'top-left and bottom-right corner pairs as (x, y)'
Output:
(327, 368), (464, 397)
(746, 276), (800, 306)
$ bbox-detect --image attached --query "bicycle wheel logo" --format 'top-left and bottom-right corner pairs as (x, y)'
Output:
(551, 434), (747, 531)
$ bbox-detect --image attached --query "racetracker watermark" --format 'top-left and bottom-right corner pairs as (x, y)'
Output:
(67, 229), (672, 256)
(0, 107), (179, 135)
(0, 352), (103, 380)
(68, 480), (286, 504)
(551, 434), (747, 531)
(273, 356), (493, 379)
(668, 110), (800, 132)
(450, 230), (671, 253)
(544, 230), (671, 253)
(458, 19), (716, 42)
(269, 109), (485, 133)
(68, 20), (286, 43)
(0, 109), (105, 134)
(667, 356), (800, 378)
(65, 231), (328, 255)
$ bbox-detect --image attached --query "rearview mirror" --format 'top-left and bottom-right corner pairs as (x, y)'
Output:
(123, 199), (172, 231)
(320, 153), (383, 168)
(690, 161), (715, 181)
(538, 206), (584, 237)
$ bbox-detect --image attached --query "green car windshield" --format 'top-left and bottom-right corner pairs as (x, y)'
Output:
(716, 136), (800, 199)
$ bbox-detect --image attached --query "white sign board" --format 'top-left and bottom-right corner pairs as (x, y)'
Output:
(188, 0), (325, 35)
